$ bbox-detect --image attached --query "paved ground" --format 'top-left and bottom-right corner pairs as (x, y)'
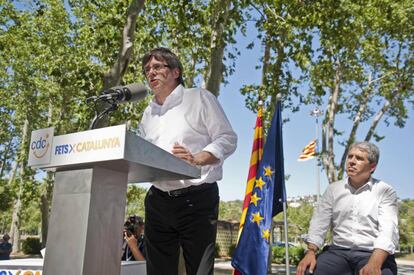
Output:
(214, 259), (414, 274)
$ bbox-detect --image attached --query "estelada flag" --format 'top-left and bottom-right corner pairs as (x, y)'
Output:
(298, 139), (316, 161)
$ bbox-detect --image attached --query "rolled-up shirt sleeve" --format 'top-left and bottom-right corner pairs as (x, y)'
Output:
(374, 186), (399, 254)
(200, 91), (237, 163)
(306, 186), (334, 249)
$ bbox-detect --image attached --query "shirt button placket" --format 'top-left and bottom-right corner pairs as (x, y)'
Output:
(352, 195), (358, 245)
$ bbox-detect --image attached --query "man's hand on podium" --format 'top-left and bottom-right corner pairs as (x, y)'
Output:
(172, 143), (218, 166)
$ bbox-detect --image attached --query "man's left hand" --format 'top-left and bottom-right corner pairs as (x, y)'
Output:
(359, 249), (389, 275)
(359, 262), (382, 275)
(172, 143), (196, 164)
(172, 143), (218, 166)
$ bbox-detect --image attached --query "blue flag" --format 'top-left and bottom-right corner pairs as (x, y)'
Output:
(231, 101), (286, 275)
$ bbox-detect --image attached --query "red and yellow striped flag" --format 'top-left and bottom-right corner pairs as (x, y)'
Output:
(237, 106), (264, 235)
(233, 105), (263, 275)
(298, 139), (317, 161)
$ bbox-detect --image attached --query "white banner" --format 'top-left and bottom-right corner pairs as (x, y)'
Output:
(28, 125), (127, 169)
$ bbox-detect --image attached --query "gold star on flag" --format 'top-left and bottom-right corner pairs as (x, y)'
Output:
(262, 229), (270, 242)
(255, 177), (266, 190)
(252, 212), (264, 226)
(250, 192), (261, 206)
(264, 166), (274, 177)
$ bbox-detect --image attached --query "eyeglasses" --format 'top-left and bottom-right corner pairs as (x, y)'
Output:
(143, 64), (170, 76)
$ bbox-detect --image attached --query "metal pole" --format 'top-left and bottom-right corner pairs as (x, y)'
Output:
(315, 116), (320, 201)
(268, 220), (274, 274)
(283, 202), (290, 275)
(310, 108), (323, 201)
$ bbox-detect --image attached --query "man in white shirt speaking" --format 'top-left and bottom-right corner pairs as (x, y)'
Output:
(296, 141), (398, 275)
(139, 47), (237, 275)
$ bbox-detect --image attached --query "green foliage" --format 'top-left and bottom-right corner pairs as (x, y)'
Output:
(22, 237), (41, 255)
(240, 0), (414, 183)
(0, 180), (13, 211)
(20, 199), (41, 234)
(272, 245), (286, 263)
(219, 200), (242, 221)
(215, 242), (220, 258)
(399, 199), (414, 247)
(273, 199), (315, 241)
(272, 245), (305, 265)
(125, 185), (147, 219)
(0, 207), (12, 233)
(228, 243), (237, 257)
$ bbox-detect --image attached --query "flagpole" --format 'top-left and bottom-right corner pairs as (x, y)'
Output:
(283, 201), (290, 275)
(310, 108), (323, 201)
(268, 220), (274, 274)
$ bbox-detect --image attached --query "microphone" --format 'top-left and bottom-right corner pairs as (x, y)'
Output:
(98, 83), (147, 103)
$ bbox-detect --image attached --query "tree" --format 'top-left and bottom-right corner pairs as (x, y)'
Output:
(125, 185), (147, 218)
(306, 0), (414, 182)
(240, 0), (313, 124)
(398, 199), (414, 247)
(219, 200), (243, 221)
(1, 0), (248, 251)
(240, 0), (414, 183)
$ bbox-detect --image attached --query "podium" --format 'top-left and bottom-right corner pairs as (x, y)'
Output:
(28, 125), (200, 275)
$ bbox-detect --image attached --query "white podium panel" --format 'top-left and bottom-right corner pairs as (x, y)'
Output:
(27, 125), (200, 275)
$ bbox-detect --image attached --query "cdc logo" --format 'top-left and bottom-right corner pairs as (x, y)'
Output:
(28, 127), (54, 166)
(31, 134), (50, 159)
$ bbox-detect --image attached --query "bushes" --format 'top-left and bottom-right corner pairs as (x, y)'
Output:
(22, 237), (41, 255)
(215, 243), (220, 258)
(272, 245), (305, 265)
(228, 243), (237, 257)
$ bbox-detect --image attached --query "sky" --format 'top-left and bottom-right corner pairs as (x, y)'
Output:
(214, 25), (414, 202)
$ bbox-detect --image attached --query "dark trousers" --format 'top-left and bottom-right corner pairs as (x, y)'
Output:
(306, 245), (397, 275)
(144, 183), (219, 275)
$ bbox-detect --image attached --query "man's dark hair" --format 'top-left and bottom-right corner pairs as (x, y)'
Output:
(141, 47), (184, 85)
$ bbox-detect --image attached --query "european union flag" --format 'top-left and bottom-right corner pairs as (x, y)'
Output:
(231, 101), (286, 275)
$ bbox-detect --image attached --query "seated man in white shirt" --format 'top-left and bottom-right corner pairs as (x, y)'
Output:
(296, 141), (398, 275)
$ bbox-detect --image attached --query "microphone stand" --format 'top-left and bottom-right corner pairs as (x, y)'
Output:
(87, 96), (118, 130)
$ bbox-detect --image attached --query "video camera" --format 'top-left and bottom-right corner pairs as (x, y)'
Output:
(124, 215), (144, 238)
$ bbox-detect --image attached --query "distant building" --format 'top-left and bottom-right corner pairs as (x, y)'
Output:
(216, 220), (239, 257)
(216, 220), (287, 257)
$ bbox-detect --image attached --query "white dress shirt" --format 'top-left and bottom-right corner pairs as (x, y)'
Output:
(307, 177), (398, 254)
(140, 84), (237, 191)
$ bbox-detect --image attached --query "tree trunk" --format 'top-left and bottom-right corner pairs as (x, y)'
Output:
(10, 194), (22, 253)
(205, 0), (231, 97)
(268, 37), (286, 117)
(365, 100), (390, 141)
(98, 0), (144, 129)
(338, 77), (373, 179)
(322, 61), (342, 183)
(10, 118), (29, 253)
(103, 0), (145, 89)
